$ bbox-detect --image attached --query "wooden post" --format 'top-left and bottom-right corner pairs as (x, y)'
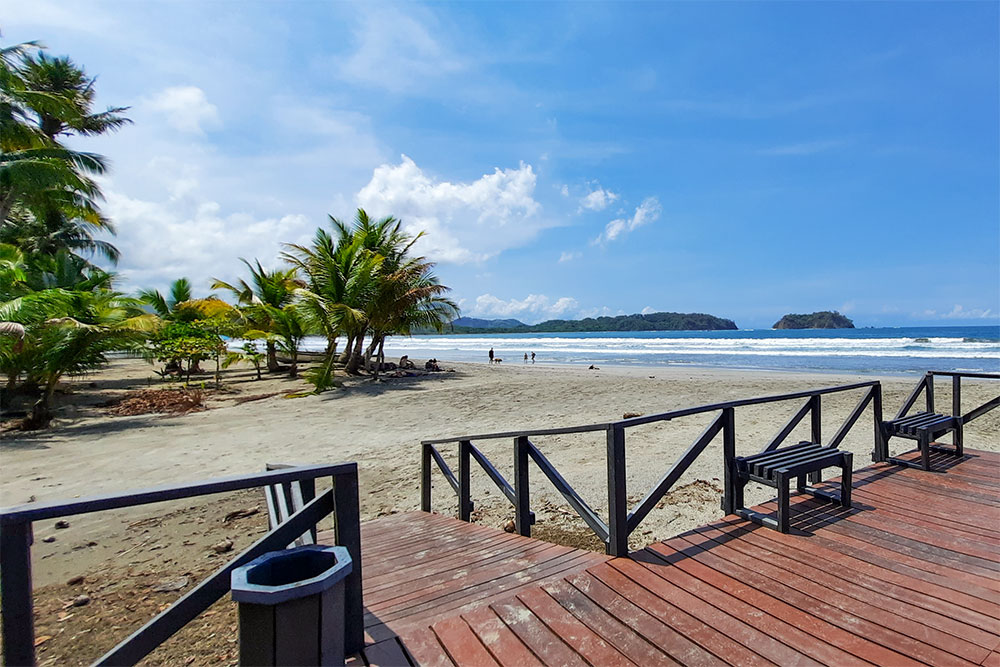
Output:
(721, 408), (736, 515)
(420, 443), (431, 512)
(606, 425), (627, 557)
(333, 472), (364, 657)
(514, 437), (531, 537)
(458, 440), (472, 522)
(1, 520), (35, 667)
(809, 395), (822, 483)
(952, 375), (961, 417)
(925, 372), (935, 413)
(872, 384), (886, 462)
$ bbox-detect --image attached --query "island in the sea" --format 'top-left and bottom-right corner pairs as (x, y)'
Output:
(437, 311), (739, 334)
(773, 311), (855, 329)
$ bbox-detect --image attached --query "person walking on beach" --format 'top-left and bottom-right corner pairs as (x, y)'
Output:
(488, 347), (494, 365)
(524, 353), (528, 364)
(531, 351), (535, 364)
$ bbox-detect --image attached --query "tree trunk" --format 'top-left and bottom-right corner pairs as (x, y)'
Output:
(339, 335), (354, 364)
(345, 330), (366, 375)
(266, 341), (280, 371)
(27, 376), (59, 429)
(289, 345), (298, 377)
(374, 337), (386, 380)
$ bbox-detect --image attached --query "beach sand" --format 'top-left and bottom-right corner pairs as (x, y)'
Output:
(3, 357), (998, 665)
(4, 357), (998, 585)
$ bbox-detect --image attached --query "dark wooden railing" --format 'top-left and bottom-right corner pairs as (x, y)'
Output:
(0, 463), (363, 667)
(891, 370), (1000, 424)
(422, 381), (884, 557)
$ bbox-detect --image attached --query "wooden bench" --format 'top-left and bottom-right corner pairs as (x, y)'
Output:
(883, 412), (961, 471)
(264, 464), (317, 547)
(731, 442), (852, 533)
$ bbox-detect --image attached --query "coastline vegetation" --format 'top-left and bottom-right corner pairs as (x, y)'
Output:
(0, 39), (458, 429)
(772, 311), (855, 330)
(437, 311), (738, 334)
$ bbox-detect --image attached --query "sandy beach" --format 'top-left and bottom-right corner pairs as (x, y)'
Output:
(4, 358), (998, 585)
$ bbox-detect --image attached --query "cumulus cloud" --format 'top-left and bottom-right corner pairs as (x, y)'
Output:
(641, 306), (656, 314)
(145, 86), (220, 134)
(579, 184), (619, 212)
(558, 251), (581, 263)
(594, 196), (662, 244)
(356, 155), (547, 263)
(472, 294), (579, 322)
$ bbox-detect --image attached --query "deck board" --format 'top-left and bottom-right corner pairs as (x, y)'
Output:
(336, 447), (1000, 665)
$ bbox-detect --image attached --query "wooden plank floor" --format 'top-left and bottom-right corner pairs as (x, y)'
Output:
(341, 448), (1000, 666)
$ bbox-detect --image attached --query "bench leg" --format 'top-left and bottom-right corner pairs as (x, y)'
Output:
(954, 422), (964, 457)
(840, 452), (853, 508)
(733, 476), (747, 513)
(797, 474), (807, 492)
(919, 432), (931, 471)
(775, 471), (790, 533)
(808, 469), (821, 485)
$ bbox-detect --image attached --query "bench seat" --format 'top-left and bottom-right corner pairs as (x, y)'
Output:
(732, 442), (853, 533)
(883, 411), (962, 471)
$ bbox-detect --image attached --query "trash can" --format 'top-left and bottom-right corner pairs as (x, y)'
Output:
(231, 545), (353, 666)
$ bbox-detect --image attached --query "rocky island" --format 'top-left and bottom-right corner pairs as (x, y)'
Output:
(773, 311), (855, 329)
(441, 311), (739, 333)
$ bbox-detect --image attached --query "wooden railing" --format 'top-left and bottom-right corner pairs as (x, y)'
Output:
(0, 463), (363, 667)
(891, 370), (1000, 424)
(422, 381), (884, 557)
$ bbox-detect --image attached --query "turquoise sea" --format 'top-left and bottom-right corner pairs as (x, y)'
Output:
(304, 325), (1000, 375)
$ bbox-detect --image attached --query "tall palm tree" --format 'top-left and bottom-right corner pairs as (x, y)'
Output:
(137, 278), (194, 319)
(212, 259), (301, 371)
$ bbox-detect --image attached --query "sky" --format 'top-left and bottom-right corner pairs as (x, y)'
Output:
(7, 1), (1000, 328)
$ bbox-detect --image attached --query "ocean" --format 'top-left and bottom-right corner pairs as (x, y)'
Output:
(297, 325), (1000, 376)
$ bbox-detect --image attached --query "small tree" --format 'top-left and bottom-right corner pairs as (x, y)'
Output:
(150, 322), (219, 386)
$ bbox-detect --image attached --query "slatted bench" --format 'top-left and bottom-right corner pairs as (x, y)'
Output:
(883, 412), (961, 471)
(731, 442), (852, 533)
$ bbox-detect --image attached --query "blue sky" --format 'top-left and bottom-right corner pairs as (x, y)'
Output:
(8, 1), (999, 328)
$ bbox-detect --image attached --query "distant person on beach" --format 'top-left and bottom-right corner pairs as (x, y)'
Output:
(488, 347), (494, 365)
(531, 351), (535, 364)
(524, 353), (528, 363)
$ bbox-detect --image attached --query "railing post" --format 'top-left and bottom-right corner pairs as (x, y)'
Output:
(1, 519), (35, 667)
(458, 440), (472, 522)
(873, 384), (886, 462)
(420, 443), (432, 512)
(721, 407), (736, 515)
(809, 394), (823, 482)
(953, 375), (961, 418)
(606, 424), (628, 557)
(925, 372), (935, 413)
(514, 437), (531, 537)
(332, 470), (364, 657)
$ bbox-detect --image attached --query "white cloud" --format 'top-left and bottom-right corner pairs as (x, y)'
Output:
(594, 196), (662, 244)
(558, 251), (581, 263)
(579, 184), (619, 212)
(559, 185), (570, 197)
(145, 86), (220, 135)
(356, 155), (547, 264)
(472, 294), (579, 322)
(641, 306), (656, 315)
(926, 305), (995, 320)
(337, 7), (465, 93)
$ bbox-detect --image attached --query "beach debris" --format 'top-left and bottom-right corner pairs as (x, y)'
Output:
(588, 365), (600, 370)
(152, 576), (189, 593)
(210, 538), (234, 554)
(222, 506), (259, 523)
(103, 388), (207, 417)
(71, 594), (91, 607)
(502, 519), (516, 533)
(42, 536), (56, 543)
(34, 635), (53, 647)
(622, 412), (644, 419)
(55, 520), (70, 529)
(67, 575), (85, 586)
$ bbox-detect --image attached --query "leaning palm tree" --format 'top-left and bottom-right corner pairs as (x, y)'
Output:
(212, 259), (300, 371)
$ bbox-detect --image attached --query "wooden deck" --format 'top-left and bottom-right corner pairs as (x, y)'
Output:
(333, 448), (1000, 666)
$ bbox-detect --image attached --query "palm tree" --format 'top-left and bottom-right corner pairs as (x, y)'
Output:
(212, 259), (301, 371)
(137, 278), (194, 320)
(1, 41), (127, 264)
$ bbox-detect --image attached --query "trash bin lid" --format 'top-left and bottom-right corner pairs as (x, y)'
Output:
(231, 545), (352, 605)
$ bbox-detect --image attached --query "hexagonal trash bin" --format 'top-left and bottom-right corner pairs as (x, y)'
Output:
(231, 545), (353, 666)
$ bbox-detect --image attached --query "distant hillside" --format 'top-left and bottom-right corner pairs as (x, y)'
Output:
(451, 317), (527, 329)
(773, 311), (855, 329)
(435, 311), (737, 334)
